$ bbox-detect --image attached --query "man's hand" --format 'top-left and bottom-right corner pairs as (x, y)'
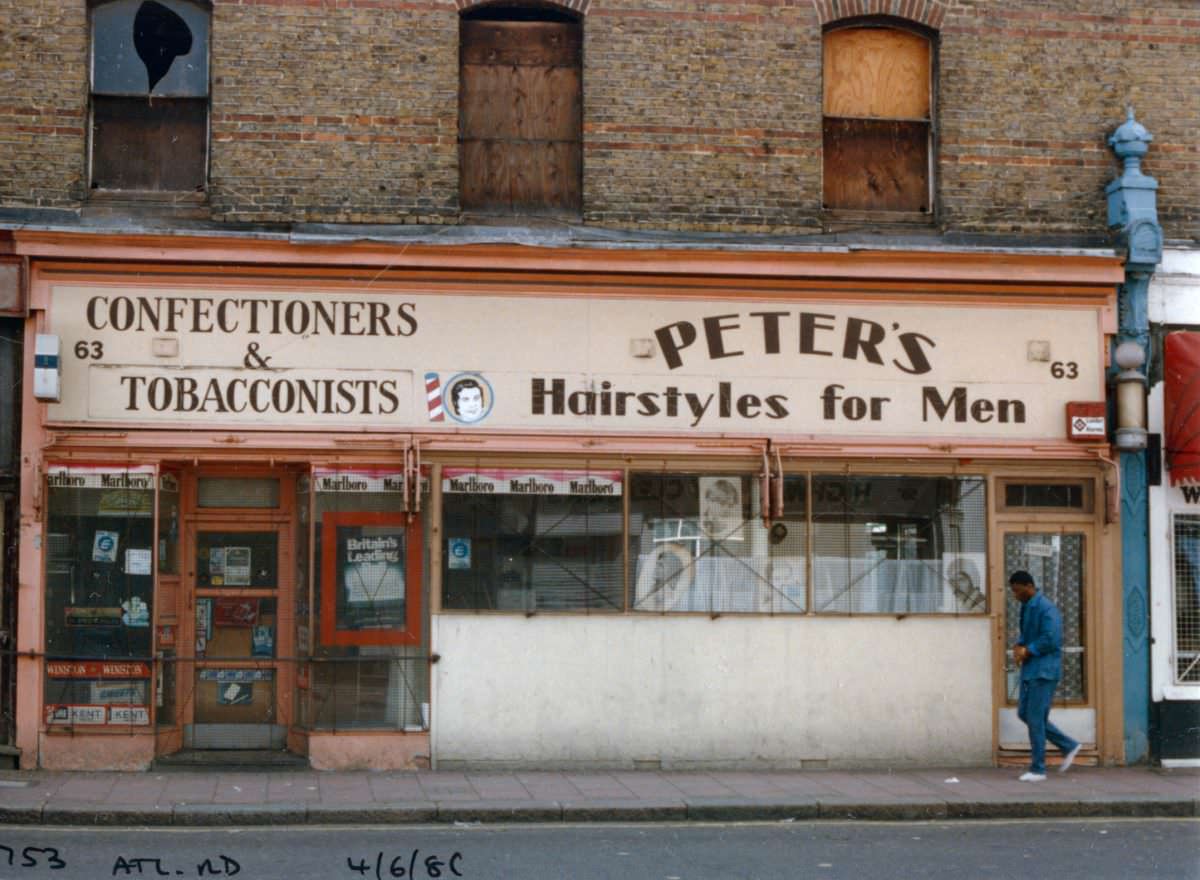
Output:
(1012, 644), (1029, 665)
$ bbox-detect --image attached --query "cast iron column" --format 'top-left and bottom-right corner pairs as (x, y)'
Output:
(1105, 109), (1162, 763)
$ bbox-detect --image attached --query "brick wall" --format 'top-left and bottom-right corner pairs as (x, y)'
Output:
(210, 0), (459, 223)
(937, 1), (1200, 237)
(0, 0), (1195, 239)
(0, 3), (88, 207)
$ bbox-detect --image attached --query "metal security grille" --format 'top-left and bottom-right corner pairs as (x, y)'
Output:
(1004, 533), (1085, 701)
(1173, 514), (1200, 684)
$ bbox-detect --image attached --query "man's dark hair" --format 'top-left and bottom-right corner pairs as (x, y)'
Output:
(451, 378), (481, 407)
(1009, 570), (1036, 587)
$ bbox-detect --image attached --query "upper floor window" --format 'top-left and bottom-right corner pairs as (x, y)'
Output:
(459, 4), (582, 217)
(822, 21), (933, 217)
(90, 0), (210, 194)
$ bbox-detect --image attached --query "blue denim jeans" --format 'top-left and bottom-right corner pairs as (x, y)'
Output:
(1018, 678), (1080, 773)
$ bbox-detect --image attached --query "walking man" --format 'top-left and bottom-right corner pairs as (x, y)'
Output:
(1010, 570), (1082, 781)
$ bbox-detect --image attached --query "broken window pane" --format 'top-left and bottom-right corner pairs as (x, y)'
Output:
(92, 0), (209, 97)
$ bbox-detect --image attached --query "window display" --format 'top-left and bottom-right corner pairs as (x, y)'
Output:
(812, 475), (987, 614)
(441, 468), (624, 611)
(43, 465), (156, 725)
(629, 473), (808, 613)
(315, 467), (421, 647)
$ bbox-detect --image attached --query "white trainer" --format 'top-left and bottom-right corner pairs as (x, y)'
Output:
(1019, 771), (1047, 782)
(1059, 743), (1082, 773)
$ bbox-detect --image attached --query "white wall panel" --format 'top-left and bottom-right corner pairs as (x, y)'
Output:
(431, 615), (991, 769)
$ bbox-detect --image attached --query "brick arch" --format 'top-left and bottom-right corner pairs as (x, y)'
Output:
(814, 0), (946, 31)
(456, 0), (591, 16)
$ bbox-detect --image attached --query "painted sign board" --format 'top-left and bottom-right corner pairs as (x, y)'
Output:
(45, 284), (1106, 440)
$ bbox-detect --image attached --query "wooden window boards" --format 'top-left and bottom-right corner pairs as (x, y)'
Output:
(90, 0), (210, 194)
(459, 17), (582, 215)
(822, 25), (932, 215)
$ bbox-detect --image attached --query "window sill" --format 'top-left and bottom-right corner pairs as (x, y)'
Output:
(84, 189), (209, 220)
(821, 209), (935, 231)
(460, 209), (582, 227)
(89, 188), (206, 203)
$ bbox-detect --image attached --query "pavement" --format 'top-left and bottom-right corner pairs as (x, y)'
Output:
(0, 765), (1196, 827)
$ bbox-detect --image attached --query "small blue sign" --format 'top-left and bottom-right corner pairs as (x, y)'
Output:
(447, 537), (471, 570)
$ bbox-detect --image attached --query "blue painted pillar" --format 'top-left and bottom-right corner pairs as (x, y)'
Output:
(1105, 110), (1162, 763)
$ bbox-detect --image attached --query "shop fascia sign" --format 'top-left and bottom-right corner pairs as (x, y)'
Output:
(46, 285), (1104, 439)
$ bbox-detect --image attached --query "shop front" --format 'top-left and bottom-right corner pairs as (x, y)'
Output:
(14, 241), (1127, 770)
(1149, 327), (1200, 765)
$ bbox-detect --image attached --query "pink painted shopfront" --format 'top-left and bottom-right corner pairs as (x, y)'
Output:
(13, 237), (1130, 770)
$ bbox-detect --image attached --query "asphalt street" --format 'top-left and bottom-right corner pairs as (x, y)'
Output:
(1, 818), (1197, 880)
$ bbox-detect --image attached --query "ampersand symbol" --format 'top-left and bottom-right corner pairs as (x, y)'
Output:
(243, 342), (272, 369)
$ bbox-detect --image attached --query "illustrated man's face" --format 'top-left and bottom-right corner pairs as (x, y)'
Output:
(455, 385), (483, 420)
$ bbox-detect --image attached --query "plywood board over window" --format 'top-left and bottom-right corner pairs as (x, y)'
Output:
(90, 0), (210, 194)
(822, 25), (932, 215)
(459, 19), (582, 215)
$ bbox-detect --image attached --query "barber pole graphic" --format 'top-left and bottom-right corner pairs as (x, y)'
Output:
(425, 372), (444, 421)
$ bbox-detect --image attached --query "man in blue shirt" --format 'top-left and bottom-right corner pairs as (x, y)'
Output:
(1010, 570), (1082, 781)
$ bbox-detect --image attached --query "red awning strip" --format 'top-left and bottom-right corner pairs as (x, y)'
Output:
(1165, 331), (1200, 486)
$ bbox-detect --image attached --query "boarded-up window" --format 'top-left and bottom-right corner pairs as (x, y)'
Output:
(90, 0), (209, 192)
(822, 25), (932, 214)
(459, 11), (582, 215)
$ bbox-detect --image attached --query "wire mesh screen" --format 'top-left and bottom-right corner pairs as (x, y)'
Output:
(1003, 533), (1085, 701)
(1173, 514), (1200, 684)
(811, 475), (987, 614)
(307, 655), (428, 731)
(441, 468), (624, 612)
(628, 473), (807, 614)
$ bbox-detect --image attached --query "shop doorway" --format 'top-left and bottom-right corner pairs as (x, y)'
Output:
(181, 473), (296, 750)
(996, 527), (1096, 765)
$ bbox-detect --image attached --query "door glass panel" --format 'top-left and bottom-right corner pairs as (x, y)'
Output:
(194, 668), (276, 725)
(197, 477), (279, 508)
(195, 597), (276, 660)
(195, 531), (278, 588)
(193, 525), (280, 734)
(1003, 533), (1085, 701)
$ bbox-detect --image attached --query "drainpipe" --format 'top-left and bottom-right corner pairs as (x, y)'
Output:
(1105, 109), (1162, 763)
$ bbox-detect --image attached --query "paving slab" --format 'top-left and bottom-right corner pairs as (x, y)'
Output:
(0, 766), (1194, 827)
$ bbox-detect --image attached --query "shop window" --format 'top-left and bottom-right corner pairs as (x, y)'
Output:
(812, 475), (986, 614)
(44, 465), (156, 727)
(629, 473), (808, 614)
(441, 467), (623, 612)
(309, 467), (426, 731)
(999, 480), (1092, 513)
(155, 471), (179, 727)
(1173, 515), (1200, 684)
(90, 0), (210, 193)
(156, 472), (180, 575)
(294, 472), (312, 727)
(197, 476), (279, 508)
(459, 5), (582, 216)
(822, 21), (934, 215)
